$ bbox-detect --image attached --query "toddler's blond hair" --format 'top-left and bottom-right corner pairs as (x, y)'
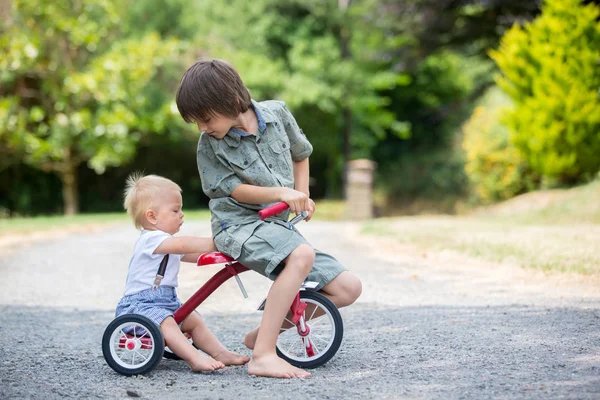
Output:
(123, 173), (182, 229)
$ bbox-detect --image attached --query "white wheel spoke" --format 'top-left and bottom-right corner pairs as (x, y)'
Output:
(282, 317), (295, 329)
(308, 306), (318, 321)
(311, 333), (331, 345)
(308, 315), (326, 328)
(286, 337), (303, 355)
(134, 350), (148, 362)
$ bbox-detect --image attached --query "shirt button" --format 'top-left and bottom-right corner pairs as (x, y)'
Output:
(283, 143), (286, 148)
(268, 164), (273, 168)
(244, 160), (248, 166)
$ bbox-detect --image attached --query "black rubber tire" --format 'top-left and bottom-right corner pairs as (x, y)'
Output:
(102, 314), (164, 376)
(276, 290), (343, 369)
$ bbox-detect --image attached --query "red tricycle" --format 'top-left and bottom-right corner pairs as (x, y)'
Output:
(102, 202), (344, 376)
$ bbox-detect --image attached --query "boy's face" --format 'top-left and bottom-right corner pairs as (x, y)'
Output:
(151, 189), (184, 235)
(196, 111), (234, 140)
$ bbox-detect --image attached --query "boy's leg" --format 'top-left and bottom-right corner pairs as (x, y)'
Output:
(248, 244), (314, 379)
(160, 316), (224, 372)
(181, 312), (249, 366)
(245, 255), (362, 351)
(319, 270), (362, 308)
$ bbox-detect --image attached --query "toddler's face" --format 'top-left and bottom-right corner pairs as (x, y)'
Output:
(153, 190), (184, 235)
(196, 111), (233, 140)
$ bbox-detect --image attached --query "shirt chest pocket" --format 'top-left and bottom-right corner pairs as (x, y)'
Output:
(267, 137), (293, 175)
(228, 151), (259, 171)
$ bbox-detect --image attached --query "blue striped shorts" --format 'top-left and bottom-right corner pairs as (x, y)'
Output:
(115, 286), (183, 328)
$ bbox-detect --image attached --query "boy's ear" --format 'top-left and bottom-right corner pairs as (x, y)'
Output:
(145, 209), (158, 225)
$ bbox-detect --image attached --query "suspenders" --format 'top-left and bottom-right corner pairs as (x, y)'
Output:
(152, 254), (169, 290)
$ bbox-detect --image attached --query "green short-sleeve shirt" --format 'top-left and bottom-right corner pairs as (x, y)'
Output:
(197, 99), (313, 248)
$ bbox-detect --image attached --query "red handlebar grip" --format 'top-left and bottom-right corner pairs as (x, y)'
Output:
(258, 202), (289, 220)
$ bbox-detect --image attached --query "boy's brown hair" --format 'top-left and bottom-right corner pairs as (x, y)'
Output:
(176, 59), (252, 124)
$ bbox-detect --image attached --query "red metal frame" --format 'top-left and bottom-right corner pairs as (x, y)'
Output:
(173, 260), (249, 324)
(171, 251), (311, 345)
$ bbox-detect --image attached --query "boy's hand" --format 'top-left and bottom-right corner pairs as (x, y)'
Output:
(304, 199), (316, 222)
(280, 188), (309, 215)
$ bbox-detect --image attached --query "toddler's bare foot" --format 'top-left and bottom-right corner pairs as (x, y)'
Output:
(213, 350), (250, 366)
(189, 353), (225, 372)
(248, 354), (311, 379)
(244, 327), (259, 350)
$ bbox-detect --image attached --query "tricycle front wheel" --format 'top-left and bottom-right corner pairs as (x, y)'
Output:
(276, 290), (343, 369)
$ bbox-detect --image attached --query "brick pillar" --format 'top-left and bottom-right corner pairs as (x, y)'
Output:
(0, 0), (12, 24)
(346, 159), (376, 220)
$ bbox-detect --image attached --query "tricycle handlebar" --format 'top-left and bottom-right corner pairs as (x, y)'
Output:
(258, 202), (289, 220)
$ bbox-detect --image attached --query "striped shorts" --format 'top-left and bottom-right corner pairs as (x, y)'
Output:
(115, 286), (183, 328)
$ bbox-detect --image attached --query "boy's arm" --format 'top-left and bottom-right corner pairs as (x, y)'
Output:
(154, 236), (216, 256)
(293, 158), (310, 197)
(231, 184), (310, 215)
(293, 158), (315, 221)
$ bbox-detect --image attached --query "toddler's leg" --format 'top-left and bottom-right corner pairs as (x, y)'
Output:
(248, 244), (314, 379)
(181, 312), (249, 366)
(160, 317), (224, 372)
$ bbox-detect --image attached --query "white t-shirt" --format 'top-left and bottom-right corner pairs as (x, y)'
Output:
(123, 230), (184, 296)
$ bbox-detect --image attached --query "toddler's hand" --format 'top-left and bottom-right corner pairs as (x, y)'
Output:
(280, 188), (309, 215)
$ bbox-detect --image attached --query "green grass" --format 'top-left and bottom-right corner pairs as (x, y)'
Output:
(0, 210), (212, 236)
(0, 212), (129, 235)
(361, 180), (600, 275)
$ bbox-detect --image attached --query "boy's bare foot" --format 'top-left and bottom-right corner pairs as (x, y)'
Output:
(189, 353), (225, 372)
(244, 327), (259, 350)
(248, 354), (311, 379)
(244, 326), (288, 350)
(213, 350), (250, 366)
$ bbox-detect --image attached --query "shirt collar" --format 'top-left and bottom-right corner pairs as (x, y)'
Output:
(223, 100), (274, 147)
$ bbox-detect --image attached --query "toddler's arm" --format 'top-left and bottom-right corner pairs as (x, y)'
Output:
(181, 253), (204, 263)
(154, 236), (216, 257)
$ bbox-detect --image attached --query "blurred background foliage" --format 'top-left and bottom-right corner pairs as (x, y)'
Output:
(0, 0), (599, 216)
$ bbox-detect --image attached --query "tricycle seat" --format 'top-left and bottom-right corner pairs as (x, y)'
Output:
(197, 252), (235, 266)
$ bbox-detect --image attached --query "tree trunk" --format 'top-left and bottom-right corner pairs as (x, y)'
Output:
(339, 0), (352, 199)
(60, 148), (79, 215)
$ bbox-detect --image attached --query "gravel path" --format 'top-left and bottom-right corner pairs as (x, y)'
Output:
(1, 220), (599, 399)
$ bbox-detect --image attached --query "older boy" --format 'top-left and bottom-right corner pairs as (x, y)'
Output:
(176, 59), (362, 378)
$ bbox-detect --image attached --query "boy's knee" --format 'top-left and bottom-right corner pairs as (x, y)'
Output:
(346, 275), (362, 303)
(332, 272), (362, 306)
(287, 244), (315, 273)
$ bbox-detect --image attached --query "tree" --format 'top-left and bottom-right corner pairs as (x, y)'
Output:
(489, 0), (600, 185)
(0, 0), (181, 214)
(180, 0), (411, 197)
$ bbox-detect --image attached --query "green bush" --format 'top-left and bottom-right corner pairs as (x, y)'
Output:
(489, 0), (600, 185)
(462, 88), (537, 204)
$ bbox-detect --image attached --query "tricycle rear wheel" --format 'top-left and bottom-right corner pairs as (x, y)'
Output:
(102, 314), (164, 376)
